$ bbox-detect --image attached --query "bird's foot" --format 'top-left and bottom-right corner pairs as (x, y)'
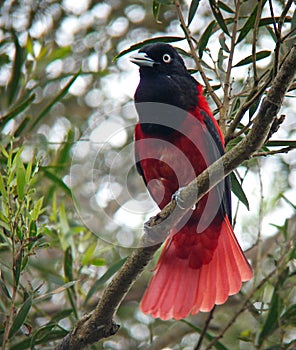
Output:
(172, 187), (187, 210)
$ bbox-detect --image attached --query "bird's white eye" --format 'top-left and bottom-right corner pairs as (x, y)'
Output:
(162, 53), (172, 63)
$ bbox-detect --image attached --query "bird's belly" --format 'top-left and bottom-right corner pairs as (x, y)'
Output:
(138, 137), (206, 209)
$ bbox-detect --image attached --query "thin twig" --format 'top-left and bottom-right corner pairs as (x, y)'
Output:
(268, 0), (280, 75)
(272, 0), (294, 75)
(220, 0), (242, 135)
(254, 159), (264, 285)
(253, 145), (296, 157)
(174, 0), (222, 110)
(225, 76), (271, 143)
(252, 0), (264, 83)
(194, 307), (216, 350)
(231, 118), (254, 139)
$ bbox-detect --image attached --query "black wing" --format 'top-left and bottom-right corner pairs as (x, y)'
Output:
(202, 111), (232, 223)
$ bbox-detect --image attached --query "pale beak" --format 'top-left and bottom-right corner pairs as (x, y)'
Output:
(130, 52), (156, 68)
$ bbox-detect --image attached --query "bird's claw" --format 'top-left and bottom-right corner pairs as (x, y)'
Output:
(172, 187), (187, 210)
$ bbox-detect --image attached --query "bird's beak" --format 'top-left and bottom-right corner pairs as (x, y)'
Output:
(130, 52), (156, 68)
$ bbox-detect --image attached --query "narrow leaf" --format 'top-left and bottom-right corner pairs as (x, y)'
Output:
(209, 0), (230, 36)
(219, 33), (230, 53)
(64, 247), (73, 282)
(198, 20), (216, 58)
(152, 1), (161, 23)
(51, 309), (73, 323)
(1, 94), (35, 126)
(237, 0), (268, 43)
(258, 269), (289, 346)
(8, 33), (24, 104)
(217, 47), (227, 72)
(0, 173), (7, 201)
(16, 153), (26, 200)
(9, 297), (32, 338)
(266, 140), (296, 147)
(233, 50), (271, 67)
(34, 281), (77, 303)
(40, 167), (72, 196)
(249, 98), (261, 119)
(30, 197), (44, 221)
(154, 0), (174, 4)
(114, 36), (185, 60)
(281, 305), (296, 326)
(218, 1), (234, 14)
(230, 172), (249, 210)
(188, 0), (201, 26)
(30, 72), (80, 130)
(56, 128), (74, 167)
(85, 257), (128, 304)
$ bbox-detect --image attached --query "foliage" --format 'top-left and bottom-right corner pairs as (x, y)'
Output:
(0, 0), (295, 349)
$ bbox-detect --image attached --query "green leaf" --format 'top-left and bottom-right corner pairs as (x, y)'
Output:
(58, 202), (71, 251)
(281, 304), (296, 326)
(56, 128), (74, 168)
(0, 53), (10, 66)
(249, 97), (261, 119)
(257, 269), (289, 347)
(64, 247), (73, 282)
(0, 172), (7, 201)
(40, 167), (72, 197)
(198, 20), (216, 58)
(10, 328), (68, 350)
(209, 0), (230, 36)
(237, 0), (268, 43)
(44, 46), (72, 62)
(26, 36), (34, 56)
(82, 242), (105, 267)
(219, 33), (230, 53)
(9, 297), (32, 338)
(0, 271), (11, 299)
(266, 140), (296, 147)
(1, 93), (35, 127)
(218, 1), (234, 14)
(34, 281), (77, 304)
(85, 257), (128, 304)
(15, 152), (26, 200)
(50, 309), (73, 323)
(113, 36), (185, 60)
(230, 172), (249, 210)
(188, 0), (201, 26)
(217, 47), (227, 72)
(152, 1), (161, 23)
(265, 25), (277, 43)
(25, 159), (32, 184)
(233, 50), (271, 67)
(30, 197), (44, 221)
(154, 0), (174, 4)
(30, 72), (80, 130)
(8, 33), (25, 104)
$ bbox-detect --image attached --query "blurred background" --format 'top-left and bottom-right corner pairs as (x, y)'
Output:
(0, 0), (295, 349)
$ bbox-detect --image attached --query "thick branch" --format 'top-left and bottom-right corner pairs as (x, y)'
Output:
(55, 44), (296, 350)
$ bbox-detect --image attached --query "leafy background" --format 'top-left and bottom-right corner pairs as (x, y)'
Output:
(0, 0), (296, 349)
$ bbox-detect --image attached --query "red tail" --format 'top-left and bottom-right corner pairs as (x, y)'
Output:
(140, 216), (252, 320)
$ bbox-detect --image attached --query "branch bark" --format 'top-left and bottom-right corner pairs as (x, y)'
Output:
(55, 44), (296, 350)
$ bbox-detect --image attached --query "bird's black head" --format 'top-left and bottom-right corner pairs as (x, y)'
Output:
(130, 43), (189, 77)
(130, 43), (198, 134)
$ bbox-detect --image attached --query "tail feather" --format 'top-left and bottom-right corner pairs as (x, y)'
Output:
(140, 216), (252, 320)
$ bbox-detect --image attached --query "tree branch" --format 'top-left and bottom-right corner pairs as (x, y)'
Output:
(55, 44), (296, 350)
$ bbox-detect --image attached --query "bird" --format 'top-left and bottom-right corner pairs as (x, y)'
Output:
(130, 43), (252, 320)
